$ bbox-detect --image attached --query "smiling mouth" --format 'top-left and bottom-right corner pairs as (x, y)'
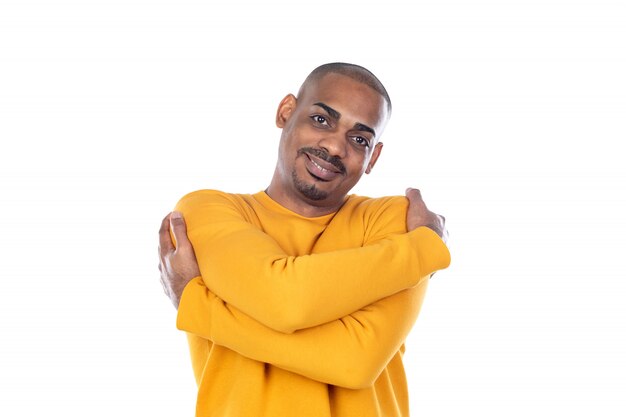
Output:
(309, 155), (339, 172)
(309, 172), (328, 181)
(304, 153), (344, 182)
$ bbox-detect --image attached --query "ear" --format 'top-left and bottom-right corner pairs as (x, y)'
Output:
(365, 142), (383, 174)
(276, 94), (297, 128)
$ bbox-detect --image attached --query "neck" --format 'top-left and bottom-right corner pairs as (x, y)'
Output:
(266, 174), (346, 218)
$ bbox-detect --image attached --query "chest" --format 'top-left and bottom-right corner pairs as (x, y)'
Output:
(256, 214), (366, 257)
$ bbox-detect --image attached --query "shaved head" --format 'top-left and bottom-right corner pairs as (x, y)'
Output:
(298, 63), (392, 114)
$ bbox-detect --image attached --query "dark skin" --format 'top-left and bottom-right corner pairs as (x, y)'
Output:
(158, 211), (200, 309)
(159, 73), (447, 308)
(266, 73), (388, 217)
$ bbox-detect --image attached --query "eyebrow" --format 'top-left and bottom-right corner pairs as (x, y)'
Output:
(313, 102), (377, 137)
(354, 122), (376, 137)
(313, 102), (341, 120)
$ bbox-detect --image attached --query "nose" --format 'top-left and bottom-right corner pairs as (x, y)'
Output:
(317, 131), (347, 159)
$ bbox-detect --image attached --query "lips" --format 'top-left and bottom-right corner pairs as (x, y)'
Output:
(304, 153), (343, 182)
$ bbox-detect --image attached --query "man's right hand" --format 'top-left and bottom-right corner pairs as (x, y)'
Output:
(405, 188), (448, 243)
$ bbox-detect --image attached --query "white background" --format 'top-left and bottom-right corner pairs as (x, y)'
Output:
(1, 0), (624, 415)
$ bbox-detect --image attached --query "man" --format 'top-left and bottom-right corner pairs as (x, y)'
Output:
(158, 63), (451, 417)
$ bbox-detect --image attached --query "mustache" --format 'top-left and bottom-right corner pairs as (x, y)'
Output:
(298, 147), (346, 174)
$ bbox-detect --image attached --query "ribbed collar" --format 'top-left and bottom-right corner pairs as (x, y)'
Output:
(252, 191), (348, 225)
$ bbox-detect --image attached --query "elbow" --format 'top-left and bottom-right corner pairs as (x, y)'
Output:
(260, 304), (310, 334)
(340, 376), (377, 391)
(332, 360), (383, 390)
(324, 345), (389, 390)
(240, 304), (310, 335)
(262, 288), (319, 334)
(266, 316), (300, 335)
(331, 333), (402, 389)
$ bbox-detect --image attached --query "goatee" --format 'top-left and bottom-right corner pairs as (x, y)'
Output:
(291, 170), (328, 201)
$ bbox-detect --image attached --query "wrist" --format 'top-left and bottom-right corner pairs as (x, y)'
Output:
(175, 277), (195, 304)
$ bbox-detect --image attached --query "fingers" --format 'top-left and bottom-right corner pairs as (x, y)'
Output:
(160, 268), (170, 297)
(158, 213), (174, 256)
(405, 187), (421, 200)
(437, 214), (449, 244)
(169, 211), (191, 251)
(405, 187), (427, 209)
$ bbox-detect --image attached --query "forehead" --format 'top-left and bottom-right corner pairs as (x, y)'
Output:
(299, 73), (389, 130)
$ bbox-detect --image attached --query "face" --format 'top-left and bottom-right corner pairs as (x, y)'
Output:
(272, 73), (389, 212)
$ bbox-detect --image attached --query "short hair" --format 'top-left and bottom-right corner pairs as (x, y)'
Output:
(298, 62), (392, 114)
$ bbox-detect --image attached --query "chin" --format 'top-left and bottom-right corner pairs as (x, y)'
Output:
(291, 170), (330, 201)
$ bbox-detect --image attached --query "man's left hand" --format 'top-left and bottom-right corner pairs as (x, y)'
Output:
(158, 211), (201, 309)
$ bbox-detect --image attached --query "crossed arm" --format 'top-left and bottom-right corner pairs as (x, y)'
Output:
(177, 277), (428, 389)
(161, 189), (449, 333)
(158, 188), (449, 387)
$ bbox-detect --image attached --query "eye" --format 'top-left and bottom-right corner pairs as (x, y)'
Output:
(311, 115), (329, 126)
(352, 136), (370, 148)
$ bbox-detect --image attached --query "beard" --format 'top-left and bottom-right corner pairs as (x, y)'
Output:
(289, 146), (346, 201)
(291, 169), (328, 201)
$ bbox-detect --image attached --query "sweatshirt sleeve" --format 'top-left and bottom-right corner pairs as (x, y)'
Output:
(175, 191), (450, 333)
(177, 276), (428, 390)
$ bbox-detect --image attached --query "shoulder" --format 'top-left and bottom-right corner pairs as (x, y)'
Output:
(174, 189), (253, 218)
(173, 190), (261, 237)
(176, 189), (240, 207)
(344, 194), (408, 219)
(341, 194), (409, 239)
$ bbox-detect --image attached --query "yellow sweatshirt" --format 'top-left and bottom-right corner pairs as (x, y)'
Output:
(175, 190), (451, 417)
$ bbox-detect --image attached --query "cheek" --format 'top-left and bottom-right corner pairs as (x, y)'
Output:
(279, 126), (302, 153)
(340, 158), (368, 186)
(283, 124), (307, 147)
(349, 151), (370, 171)
(361, 154), (370, 169)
